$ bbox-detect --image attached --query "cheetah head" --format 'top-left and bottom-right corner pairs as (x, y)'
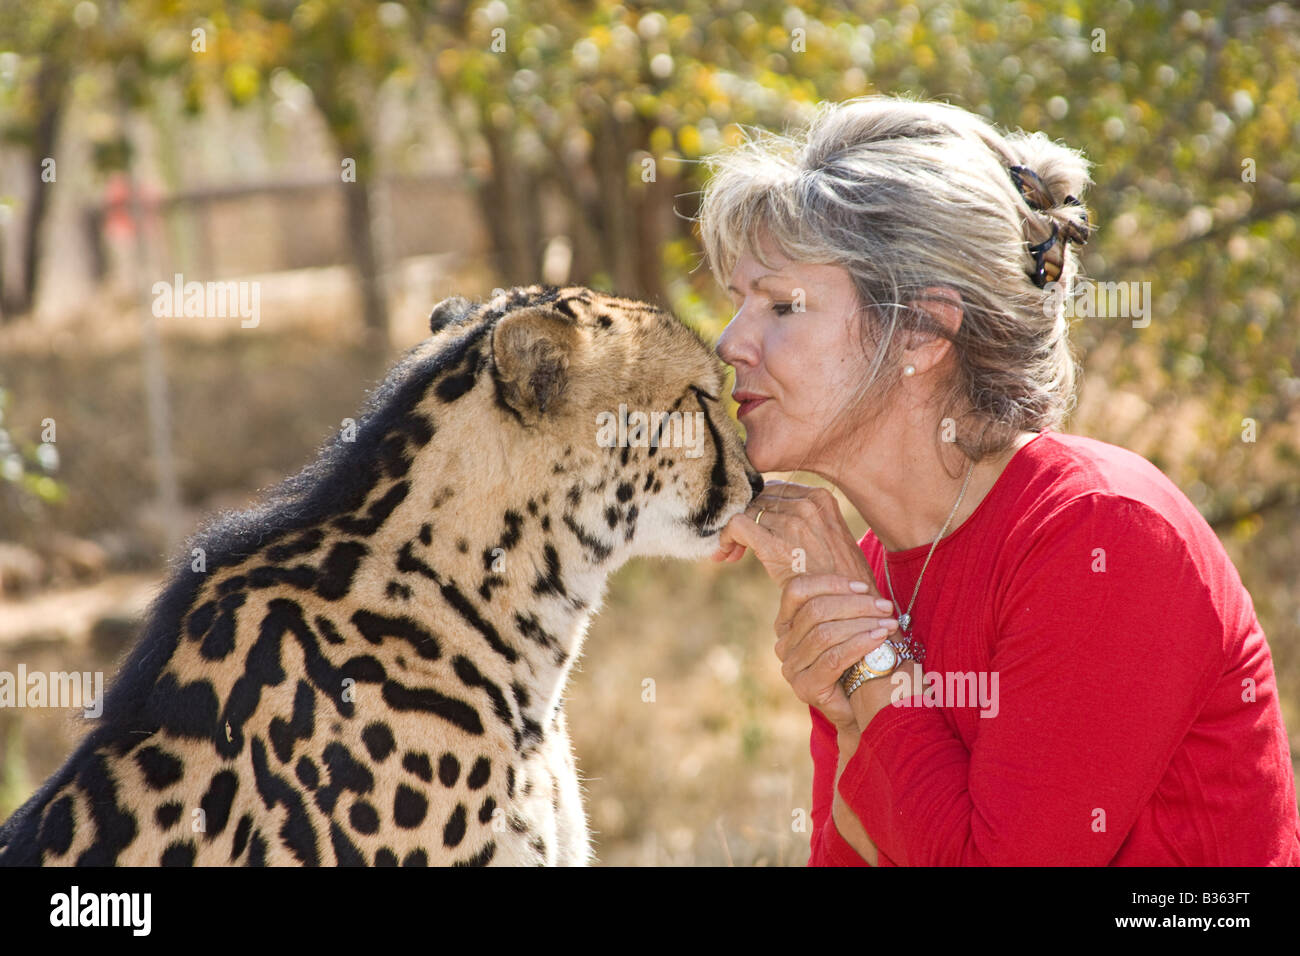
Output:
(427, 286), (763, 564)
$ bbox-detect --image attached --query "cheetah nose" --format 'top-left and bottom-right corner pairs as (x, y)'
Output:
(747, 471), (765, 500)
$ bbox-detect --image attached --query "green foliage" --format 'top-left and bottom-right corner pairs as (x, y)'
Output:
(0, 384), (63, 505)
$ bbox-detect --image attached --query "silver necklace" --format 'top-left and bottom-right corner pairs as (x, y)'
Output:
(883, 460), (977, 663)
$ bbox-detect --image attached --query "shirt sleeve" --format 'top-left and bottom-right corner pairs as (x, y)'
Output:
(834, 493), (1223, 865)
(806, 704), (894, 866)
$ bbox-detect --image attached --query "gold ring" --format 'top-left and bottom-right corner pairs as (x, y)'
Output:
(755, 508), (766, 527)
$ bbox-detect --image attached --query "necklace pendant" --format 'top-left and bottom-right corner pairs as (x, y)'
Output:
(898, 612), (911, 633)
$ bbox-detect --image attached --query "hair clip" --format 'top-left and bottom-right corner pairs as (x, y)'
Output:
(1026, 222), (1060, 288)
(1009, 165), (1055, 211)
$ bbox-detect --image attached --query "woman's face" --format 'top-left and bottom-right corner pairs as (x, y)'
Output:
(716, 241), (878, 475)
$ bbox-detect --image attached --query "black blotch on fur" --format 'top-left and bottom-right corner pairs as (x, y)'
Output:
(246, 830), (268, 867)
(315, 742), (375, 815)
(269, 680), (317, 764)
(330, 822), (367, 866)
(482, 510), (524, 571)
(454, 842), (496, 867)
(443, 804), (468, 848)
(403, 849), (429, 867)
(386, 580), (412, 600)
(452, 655), (515, 738)
(135, 745), (184, 791)
(349, 801), (380, 836)
(315, 541), (370, 600)
(147, 672), (221, 744)
(200, 770), (239, 838)
(532, 543), (568, 598)
(438, 753), (460, 788)
(249, 736), (320, 866)
(374, 847), (399, 867)
(161, 841), (196, 866)
(231, 814), (252, 862)
(361, 722), (396, 763)
(382, 679), (484, 736)
(200, 592), (247, 660)
(247, 564), (317, 591)
(37, 796), (75, 858)
(394, 785), (428, 829)
(351, 609), (441, 660)
(403, 751), (432, 782)
(467, 757), (492, 790)
(74, 752), (138, 866)
(295, 756), (320, 790)
(315, 615), (346, 645)
(266, 528), (325, 562)
(478, 796), (497, 825)
(334, 481), (409, 537)
(155, 801), (183, 830)
(561, 514), (612, 566)
(186, 601), (216, 639)
(419, 523), (433, 546)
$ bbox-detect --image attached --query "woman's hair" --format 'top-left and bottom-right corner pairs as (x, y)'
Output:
(695, 94), (1094, 468)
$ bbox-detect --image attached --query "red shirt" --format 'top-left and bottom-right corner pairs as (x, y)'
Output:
(808, 428), (1300, 866)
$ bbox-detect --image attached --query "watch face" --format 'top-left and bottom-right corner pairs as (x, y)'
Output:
(862, 641), (899, 675)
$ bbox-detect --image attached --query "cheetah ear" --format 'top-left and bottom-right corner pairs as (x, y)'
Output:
(491, 306), (578, 417)
(429, 295), (473, 334)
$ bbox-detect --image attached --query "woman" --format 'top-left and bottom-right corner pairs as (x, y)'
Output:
(702, 95), (1300, 866)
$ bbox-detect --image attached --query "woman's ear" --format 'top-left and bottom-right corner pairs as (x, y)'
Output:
(902, 287), (964, 374)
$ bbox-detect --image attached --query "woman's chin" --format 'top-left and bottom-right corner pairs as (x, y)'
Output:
(742, 435), (791, 474)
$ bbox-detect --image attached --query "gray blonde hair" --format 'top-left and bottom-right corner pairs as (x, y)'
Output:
(696, 94), (1093, 468)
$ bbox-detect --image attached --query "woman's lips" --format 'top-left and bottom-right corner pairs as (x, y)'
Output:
(736, 397), (769, 418)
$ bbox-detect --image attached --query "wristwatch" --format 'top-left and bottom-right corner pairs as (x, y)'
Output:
(841, 636), (924, 698)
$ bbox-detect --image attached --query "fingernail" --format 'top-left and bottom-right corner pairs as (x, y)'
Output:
(875, 598), (894, 612)
(870, 627), (888, 639)
(881, 619), (898, 629)
(849, 581), (870, 593)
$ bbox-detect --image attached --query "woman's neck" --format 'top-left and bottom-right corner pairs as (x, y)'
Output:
(831, 429), (1038, 554)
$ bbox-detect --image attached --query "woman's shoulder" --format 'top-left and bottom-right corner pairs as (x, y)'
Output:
(993, 431), (1243, 615)
(1002, 429), (1209, 541)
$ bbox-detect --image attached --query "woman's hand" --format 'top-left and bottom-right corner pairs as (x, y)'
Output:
(772, 573), (899, 736)
(713, 480), (883, 591)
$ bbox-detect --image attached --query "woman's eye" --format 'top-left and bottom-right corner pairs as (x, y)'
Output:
(772, 302), (793, 316)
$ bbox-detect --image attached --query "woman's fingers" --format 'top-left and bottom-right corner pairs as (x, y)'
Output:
(774, 608), (899, 676)
(776, 593), (898, 660)
(787, 628), (897, 704)
(776, 574), (891, 632)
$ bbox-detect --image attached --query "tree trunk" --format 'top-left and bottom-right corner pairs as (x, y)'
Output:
(3, 58), (67, 319)
(340, 165), (390, 357)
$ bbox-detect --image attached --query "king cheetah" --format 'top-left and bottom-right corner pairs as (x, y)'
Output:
(0, 284), (762, 866)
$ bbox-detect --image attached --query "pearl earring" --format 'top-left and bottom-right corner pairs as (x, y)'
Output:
(903, 364), (915, 376)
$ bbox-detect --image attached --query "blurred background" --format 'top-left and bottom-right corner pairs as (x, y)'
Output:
(0, 0), (1297, 865)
